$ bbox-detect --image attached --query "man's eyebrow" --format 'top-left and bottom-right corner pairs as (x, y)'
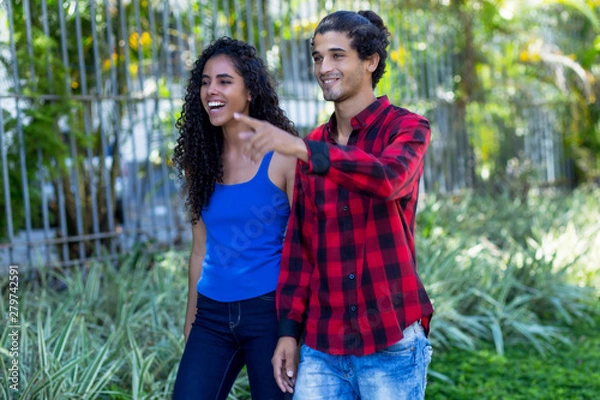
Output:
(311, 47), (347, 57)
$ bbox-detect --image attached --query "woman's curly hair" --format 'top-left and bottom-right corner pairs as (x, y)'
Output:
(173, 37), (298, 224)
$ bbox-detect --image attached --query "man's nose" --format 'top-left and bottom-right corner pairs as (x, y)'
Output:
(318, 56), (335, 75)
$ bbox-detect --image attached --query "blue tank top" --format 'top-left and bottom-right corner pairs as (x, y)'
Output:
(197, 152), (291, 301)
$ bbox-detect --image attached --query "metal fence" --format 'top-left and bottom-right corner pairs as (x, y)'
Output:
(0, 0), (572, 271)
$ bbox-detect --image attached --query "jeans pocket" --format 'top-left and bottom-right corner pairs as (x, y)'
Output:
(378, 336), (417, 357)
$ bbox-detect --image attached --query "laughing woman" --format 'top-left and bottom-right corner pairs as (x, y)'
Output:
(172, 37), (298, 400)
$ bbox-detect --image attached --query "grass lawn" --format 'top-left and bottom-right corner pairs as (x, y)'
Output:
(427, 308), (600, 399)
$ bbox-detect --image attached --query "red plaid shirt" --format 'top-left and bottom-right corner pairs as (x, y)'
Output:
(277, 96), (434, 356)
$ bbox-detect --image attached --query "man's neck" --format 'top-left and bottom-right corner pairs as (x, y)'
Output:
(333, 92), (377, 143)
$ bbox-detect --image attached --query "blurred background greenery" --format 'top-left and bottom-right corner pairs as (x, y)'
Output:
(1, 0), (599, 398)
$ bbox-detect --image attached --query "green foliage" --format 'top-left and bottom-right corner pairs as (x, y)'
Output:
(418, 186), (600, 355)
(0, 242), (255, 399)
(1, 188), (598, 398)
(0, 244), (181, 398)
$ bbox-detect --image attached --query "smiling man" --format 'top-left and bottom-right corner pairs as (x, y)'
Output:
(235, 10), (434, 400)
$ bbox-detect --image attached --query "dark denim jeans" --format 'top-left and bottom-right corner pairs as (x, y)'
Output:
(173, 291), (286, 400)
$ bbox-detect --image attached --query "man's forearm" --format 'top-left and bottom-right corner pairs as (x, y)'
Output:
(291, 137), (309, 162)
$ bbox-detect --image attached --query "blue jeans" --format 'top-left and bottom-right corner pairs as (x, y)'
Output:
(173, 291), (286, 400)
(292, 321), (432, 400)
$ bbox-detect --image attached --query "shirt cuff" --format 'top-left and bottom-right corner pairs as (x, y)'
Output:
(306, 140), (330, 174)
(278, 317), (303, 343)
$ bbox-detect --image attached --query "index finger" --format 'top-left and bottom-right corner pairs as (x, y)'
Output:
(233, 112), (263, 128)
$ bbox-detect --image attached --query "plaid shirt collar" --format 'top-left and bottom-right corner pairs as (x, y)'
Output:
(324, 96), (392, 142)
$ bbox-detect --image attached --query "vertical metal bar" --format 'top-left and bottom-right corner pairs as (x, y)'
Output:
(538, 108), (544, 181)
(407, 15), (419, 102)
(39, 0), (54, 265)
(35, 150), (51, 264)
(443, 33), (453, 93)
(212, 0), (218, 41)
(537, 109), (544, 181)
(22, 0), (35, 80)
(278, 0), (291, 118)
(279, 0), (289, 90)
(6, 0), (33, 265)
(439, 103), (449, 192)
(265, 0), (275, 59)
(416, 19), (428, 102)
(549, 114), (556, 183)
(0, 105), (14, 264)
(104, 0), (126, 243)
(220, 0), (231, 37)
(200, 0), (210, 48)
(133, 0), (158, 238)
(150, 0), (176, 245)
(74, 0), (101, 258)
(186, 0), (197, 58)
(558, 105), (567, 184)
(41, 0), (53, 86)
(57, 0), (79, 264)
(24, 0), (52, 264)
(54, 162), (69, 263)
(256, 0), (265, 59)
(289, 14), (302, 130)
(173, 3), (187, 79)
(543, 109), (551, 182)
(246, 0), (254, 46)
(398, 15), (411, 102)
(427, 28), (437, 101)
(118, 0), (143, 244)
(24, 0), (38, 264)
(234, 0), (243, 39)
(90, 0), (116, 257)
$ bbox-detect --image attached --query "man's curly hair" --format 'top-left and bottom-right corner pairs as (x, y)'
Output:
(173, 37), (298, 224)
(312, 10), (391, 89)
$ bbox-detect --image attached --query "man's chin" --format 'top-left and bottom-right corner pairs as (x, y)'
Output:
(322, 91), (340, 102)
